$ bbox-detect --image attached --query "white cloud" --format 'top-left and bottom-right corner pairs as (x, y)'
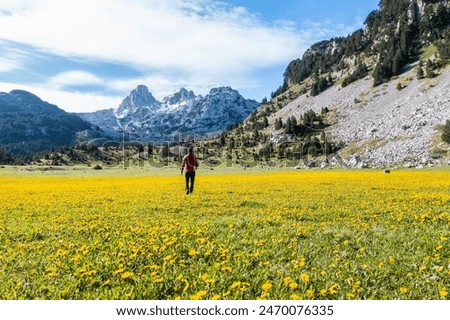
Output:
(0, 41), (28, 73)
(48, 71), (104, 89)
(0, 81), (122, 113)
(0, 0), (369, 112)
(0, 57), (21, 73)
(0, 0), (303, 77)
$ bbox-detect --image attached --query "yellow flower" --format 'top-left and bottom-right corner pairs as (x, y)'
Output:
(230, 281), (242, 289)
(399, 287), (409, 294)
(329, 283), (338, 295)
(346, 293), (355, 299)
(261, 282), (272, 291)
(221, 266), (232, 273)
(305, 289), (314, 299)
(440, 288), (448, 298)
(190, 290), (208, 300)
(283, 276), (293, 285)
(114, 268), (125, 275)
(121, 271), (134, 280)
(101, 280), (111, 286)
(211, 294), (221, 300)
(290, 294), (302, 300)
(289, 282), (299, 290)
(183, 281), (190, 292)
(188, 249), (199, 256)
(300, 273), (310, 283)
(320, 289), (327, 296)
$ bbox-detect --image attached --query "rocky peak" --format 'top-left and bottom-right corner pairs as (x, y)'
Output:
(163, 87), (197, 106)
(115, 85), (160, 121)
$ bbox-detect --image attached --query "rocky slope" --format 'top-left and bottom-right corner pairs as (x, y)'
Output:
(270, 64), (450, 167)
(248, 0), (450, 167)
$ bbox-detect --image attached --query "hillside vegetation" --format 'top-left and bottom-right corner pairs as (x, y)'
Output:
(219, 0), (450, 168)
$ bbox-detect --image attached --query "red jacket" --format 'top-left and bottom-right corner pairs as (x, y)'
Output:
(181, 153), (198, 173)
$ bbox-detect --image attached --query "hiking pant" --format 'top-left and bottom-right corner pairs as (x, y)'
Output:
(185, 171), (196, 194)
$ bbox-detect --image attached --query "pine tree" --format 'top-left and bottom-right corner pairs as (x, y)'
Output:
(284, 117), (292, 134)
(442, 120), (450, 144)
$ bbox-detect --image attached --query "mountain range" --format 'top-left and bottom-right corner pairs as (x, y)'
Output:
(1, 0), (449, 167)
(78, 85), (259, 141)
(0, 86), (259, 156)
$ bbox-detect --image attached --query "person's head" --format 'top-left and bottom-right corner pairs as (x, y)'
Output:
(188, 146), (194, 154)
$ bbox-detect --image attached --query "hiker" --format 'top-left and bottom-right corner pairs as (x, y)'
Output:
(181, 146), (198, 194)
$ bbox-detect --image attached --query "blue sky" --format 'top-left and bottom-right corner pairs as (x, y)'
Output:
(0, 0), (379, 112)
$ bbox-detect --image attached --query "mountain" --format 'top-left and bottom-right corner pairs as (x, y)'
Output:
(79, 86), (259, 141)
(223, 0), (450, 167)
(0, 90), (100, 155)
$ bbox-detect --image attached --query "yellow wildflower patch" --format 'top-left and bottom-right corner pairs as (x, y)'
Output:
(0, 170), (448, 299)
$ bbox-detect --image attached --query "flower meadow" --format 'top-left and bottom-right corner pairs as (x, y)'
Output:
(0, 170), (449, 300)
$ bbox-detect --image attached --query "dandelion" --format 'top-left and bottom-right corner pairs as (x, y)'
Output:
(440, 288), (448, 298)
(230, 281), (241, 289)
(188, 249), (199, 256)
(121, 271), (134, 280)
(305, 290), (314, 299)
(221, 266), (232, 273)
(329, 283), (338, 295)
(300, 273), (310, 283)
(101, 280), (111, 286)
(399, 287), (409, 294)
(211, 294), (221, 300)
(289, 282), (299, 290)
(290, 294), (302, 300)
(190, 290), (208, 300)
(114, 268), (125, 275)
(261, 282), (272, 291)
(283, 277), (293, 285)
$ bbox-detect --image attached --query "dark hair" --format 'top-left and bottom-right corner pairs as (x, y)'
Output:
(188, 146), (194, 153)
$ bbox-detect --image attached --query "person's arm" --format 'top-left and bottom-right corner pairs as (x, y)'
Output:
(194, 157), (199, 170)
(181, 157), (185, 174)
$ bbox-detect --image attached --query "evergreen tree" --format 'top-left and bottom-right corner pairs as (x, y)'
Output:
(442, 120), (450, 144)
(284, 117), (292, 134)
(392, 50), (405, 75)
(0, 148), (14, 165)
(274, 118), (283, 130)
